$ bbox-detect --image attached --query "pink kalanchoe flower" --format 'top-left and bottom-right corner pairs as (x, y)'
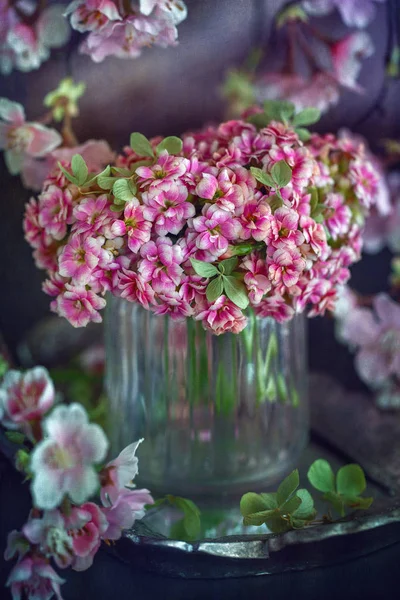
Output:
(138, 237), (184, 294)
(4, 530), (30, 561)
(58, 234), (104, 284)
(65, 502), (108, 572)
(30, 403), (108, 509)
(268, 246), (305, 288)
(324, 193), (352, 239)
(267, 206), (304, 247)
(23, 510), (74, 569)
(340, 293), (400, 385)
(191, 205), (242, 258)
(153, 288), (194, 319)
(195, 169), (244, 213)
(56, 285), (106, 327)
(242, 254), (271, 305)
(37, 185), (73, 240)
(256, 293), (295, 323)
(6, 556), (65, 600)
(300, 215), (328, 258)
(0, 98), (62, 175)
(142, 182), (194, 236)
(0, 367), (55, 434)
(136, 151), (188, 188)
(73, 195), (115, 237)
(100, 439), (143, 505)
(140, 0), (187, 24)
(64, 0), (122, 33)
(102, 488), (154, 541)
(111, 203), (152, 254)
(239, 199), (272, 242)
(331, 32), (374, 92)
(117, 269), (156, 308)
(23, 197), (42, 249)
(349, 159), (379, 209)
(195, 295), (248, 335)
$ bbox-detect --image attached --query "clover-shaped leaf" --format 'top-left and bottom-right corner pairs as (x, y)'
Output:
(166, 495), (201, 540)
(190, 258), (219, 278)
(250, 166), (275, 188)
(113, 179), (137, 203)
(71, 154), (88, 186)
(130, 132), (154, 158)
(156, 136), (183, 156)
(223, 276), (249, 309)
(271, 160), (292, 188)
(307, 459), (335, 493)
(292, 107), (321, 127)
(277, 469), (300, 505)
(206, 276), (223, 302)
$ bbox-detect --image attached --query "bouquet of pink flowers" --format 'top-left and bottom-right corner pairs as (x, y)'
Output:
(24, 102), (380, 334)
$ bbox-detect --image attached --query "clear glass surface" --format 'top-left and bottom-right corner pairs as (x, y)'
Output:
(105, 295), (308, 499)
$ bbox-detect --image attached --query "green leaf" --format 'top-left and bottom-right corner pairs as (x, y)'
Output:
(156, 136), (183, 155)
(250, 166), (275, 188)
(263, 100), (286, 121)
(292, 489), (315, 520)
(277, 469), (299, 506)
(190, 258), (219, 278)
(112, 167), (132, 176)
(206, 276), (223, 302)
(71, 154), (88, 186)
(276, 373), (288, 403)
(343, 495), (373, 511)
(336, 464), (366, 496)
(268, 194), (283, 212)
(292, 107), (321, 127)
(265, 514), (291, 534)
(280, 494), (302, 515)
(243, 509), (277, 526)
(15, 449), (30, 473)
(113, 179), (137, 202)
(0, 356), (8, 377)
(240, 492), (277, 518)
(166, 495), (201, 540)
(271, 160), (292, 188)
(5, 431), (26, 444)
(98, 176), (116, 190)
(223, 276), (249, 309)
(265, 332), (278, 372)
(130, 132), (154, 158)
(58, 162), (78, 185)
(246, 112), (270, 129)
(278, 101), (295, 122)
(295, 127), (311, 142)
(110, 204), (124, 212)
(218, 256), (238, 275)
(323, 491), (345, 517)
(307, 459), (335, 493)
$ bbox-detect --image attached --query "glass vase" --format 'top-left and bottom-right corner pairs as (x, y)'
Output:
(105, 295), (308, 500)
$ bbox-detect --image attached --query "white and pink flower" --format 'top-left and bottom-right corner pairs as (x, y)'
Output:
(30, 403), (108, 509)
(6, 556), (65, 600)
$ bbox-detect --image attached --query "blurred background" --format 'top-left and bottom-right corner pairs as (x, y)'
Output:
(0, 0), (399, 390)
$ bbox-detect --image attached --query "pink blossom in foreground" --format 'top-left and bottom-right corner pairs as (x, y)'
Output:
(23, 510), (74, 569)
(65, 503), (108, 571)
(56, 286), (106, 327)
(340, 293), (400, 385)
(6, 556), (65, 600)
(302, 0), (387, 28)
(0, 98), (61, 175)
(195, 295), (248, 335)
(142, 182), (193, 235)
(324, 193), (352, 240)
(64, 0), (122, 33)
(4, 530), (30, 561)
(117, 269), (156, 308)
(191, 206), (242, 258)
(100, 439), (143, 504)
(101, 488), (153, 540)
(331, 32), (374, 92)
(37, 186), (73, 241)
(30, 403), (108, 509)
(242, 254), (271, 305)
(0, 367), (55, 434)
(139, 237), (184, 293)
(268, 246), (305, 288)
(239, 200), (272, 241)
(136, 151), (188, 187)
(58, 235), (104, 284)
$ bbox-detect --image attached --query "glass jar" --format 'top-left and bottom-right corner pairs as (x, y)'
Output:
(105, 295), (308, 499)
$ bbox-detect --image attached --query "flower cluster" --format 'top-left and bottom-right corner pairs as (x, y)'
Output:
(65, 0), (187, 63)
(302, 0), (386, 28)
(0, 365), (152, 600)
(24, 103), (380, 335)
(0, 3), (70, 75)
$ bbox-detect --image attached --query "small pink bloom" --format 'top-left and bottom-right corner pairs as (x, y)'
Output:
(136, 151), (188, 187)
(153, 289), (194, 319)
(195, 295), (247, 335)
(30, 403), (108, 509)
(65, 0), (122, 33)
(58, 234), (104, 284)
(300, 215), (328, 258)
(111, 203), (152, 253)
(195, 168), (244, 213)
(38, 185), (73, 240)
(324, 193), (352, 239)
(6, 556), (65, 600)
(0, 98), (62, 175)
(0, 367), (55, 434)
(242, 253), (271, 305)
(101, 488), (154, 541)
(255, 293), (295, 323)
(268, 246), (305, 288)
(349, 159), (379, 209)
(100, 439), (143, 505)
(4, 530), (30, 562)
(139, 237), (183, 293)
(23, 197), (42, 248)
(23, 510), (74, 569)
(142, 182), (194, 235)
(191, 205), (242, 258)
(73, 195), (115, 236)
(117, 269), (155, 308)
(239, 200), (272, 241)
(56, 285), (106, 327)
(65, 502), (108, 572)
